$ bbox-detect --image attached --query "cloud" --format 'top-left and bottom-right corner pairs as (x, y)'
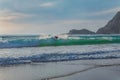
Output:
(0, 19), (108, 34)
(1, 0), (117, 34)
(39, 2), (57, 8)
(90, 6), (120, 16)
(32, 19), (108, 33)
(0, 9), (32, 21)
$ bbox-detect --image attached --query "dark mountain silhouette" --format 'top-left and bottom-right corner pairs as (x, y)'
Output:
(68, 29), (95, 34)
(97, 11), (120, 34)
(68, 11), (120, 34)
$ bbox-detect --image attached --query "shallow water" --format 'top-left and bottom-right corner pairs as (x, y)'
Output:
(0, 59), (120, 80)
(0, 62), (91, 80)
(0, 44), (120, 80)
(52, 65), (120, 80)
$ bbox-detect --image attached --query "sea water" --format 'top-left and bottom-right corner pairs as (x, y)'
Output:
(0, 35), (120, 80)
(0, 34), (120, 48)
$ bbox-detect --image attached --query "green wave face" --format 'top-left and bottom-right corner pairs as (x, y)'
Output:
(39, 35), (120, 46)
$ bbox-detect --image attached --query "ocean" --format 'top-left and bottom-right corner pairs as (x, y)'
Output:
(0, 34), (120, 80)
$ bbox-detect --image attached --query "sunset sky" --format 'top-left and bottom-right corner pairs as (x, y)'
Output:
(0, 0), (120, 35)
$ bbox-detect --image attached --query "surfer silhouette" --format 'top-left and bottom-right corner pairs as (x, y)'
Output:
(54, 36), (58, 39)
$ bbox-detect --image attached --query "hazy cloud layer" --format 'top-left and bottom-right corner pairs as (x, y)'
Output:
(0, 0), (120, 34)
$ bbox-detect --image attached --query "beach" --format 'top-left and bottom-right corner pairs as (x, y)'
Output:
(0, 44), (120, 80)
(0, 59), (120, 80)
(1, 0), (120, 80)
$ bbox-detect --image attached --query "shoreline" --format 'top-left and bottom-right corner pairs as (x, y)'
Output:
(41, 63), (120, 80)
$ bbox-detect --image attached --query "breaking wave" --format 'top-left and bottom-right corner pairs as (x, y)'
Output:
(0, 49), (120, 65)
(0, 35), (120, 48)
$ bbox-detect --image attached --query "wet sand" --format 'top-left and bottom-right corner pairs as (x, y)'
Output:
(0, 59), (120, 80)
(42, 64), (120, 80)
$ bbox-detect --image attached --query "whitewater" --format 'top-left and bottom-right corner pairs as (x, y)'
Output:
(0, 34), (120, 65)
(0, 44), (120, 80)
(0, 35), (120, 80)
(0, 34), (120, 48)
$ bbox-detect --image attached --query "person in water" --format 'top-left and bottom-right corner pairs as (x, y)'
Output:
(54, 36), (58, 39)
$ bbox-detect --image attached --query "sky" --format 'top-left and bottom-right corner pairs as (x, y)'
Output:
(0, 0), (120, 35)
